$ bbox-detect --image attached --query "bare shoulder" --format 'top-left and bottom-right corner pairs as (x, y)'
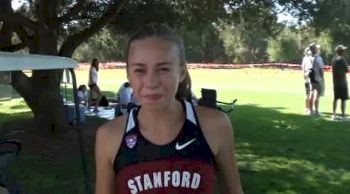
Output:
(95, 115), (128, 163)
(195, 106), (233, 134)
(194, 106), (234, 155)
(96, 114), (128, 140)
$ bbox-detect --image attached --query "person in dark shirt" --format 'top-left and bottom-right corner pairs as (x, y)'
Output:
(331, 45), (349, 120)
(94, 23), (243, 194)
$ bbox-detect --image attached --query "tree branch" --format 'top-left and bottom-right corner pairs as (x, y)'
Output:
(0, 0), (34, 50)
(10, 71), (36, 111)
(58, 0), (128, 57)
(11, 71), (31, 97)
(0, 21), (34, 51)
(13, 23), (35, 48)
(0, 42), (26, 52)
(55, 0), (87, 25)
(0, 12), (37, 31)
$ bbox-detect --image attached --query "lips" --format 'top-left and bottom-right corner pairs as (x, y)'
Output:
(143, 94), (162, 101)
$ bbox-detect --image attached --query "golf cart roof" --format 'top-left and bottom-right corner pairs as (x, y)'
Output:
(0, 51), (78, 71)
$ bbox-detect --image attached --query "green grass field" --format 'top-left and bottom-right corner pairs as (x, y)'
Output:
(1, 68), (350, 194)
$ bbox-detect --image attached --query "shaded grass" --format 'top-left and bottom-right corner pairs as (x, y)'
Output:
(11, 155), (88, 194)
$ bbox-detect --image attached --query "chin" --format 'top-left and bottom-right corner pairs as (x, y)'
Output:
(141, 103), (165, 111)
(140, 98), (174, 110)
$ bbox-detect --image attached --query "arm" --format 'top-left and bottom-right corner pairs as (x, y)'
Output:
(197, 107), (243, 194)
(95, 117), (127, 194)
(316, 56), (325, 68)
(301, 57), (311, 77)
(215, 113), (244, 194)
(95, 125), (116, 194)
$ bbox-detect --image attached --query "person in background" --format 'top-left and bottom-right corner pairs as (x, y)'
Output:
(95, 23), (243, 194)
(115, 82), (133, 115)
(77, 85), (88, 106)
(88, 58), (102, 113)
(301, 47), (313, 114)
(331, 45), (349, 120)
(309, 43), (325, 116)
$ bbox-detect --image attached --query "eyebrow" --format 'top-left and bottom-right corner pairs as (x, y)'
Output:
(156, 62), (172, 66)
(129, 62), (173, 67)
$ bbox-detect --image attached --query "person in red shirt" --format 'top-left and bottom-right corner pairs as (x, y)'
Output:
(95, 23), (243, 194)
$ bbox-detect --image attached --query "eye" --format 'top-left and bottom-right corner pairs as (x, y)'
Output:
(159, 67), (170, 72)
(133, 68), (145, 74)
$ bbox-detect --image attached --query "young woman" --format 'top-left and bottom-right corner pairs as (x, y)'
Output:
(95, 23), (243, 194)
(88, 58), (102, 113)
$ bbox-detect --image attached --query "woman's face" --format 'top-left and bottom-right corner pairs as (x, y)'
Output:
(127, 37), (185, 110)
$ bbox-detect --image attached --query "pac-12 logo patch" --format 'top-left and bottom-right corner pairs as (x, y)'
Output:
(125, 134), (137, 149)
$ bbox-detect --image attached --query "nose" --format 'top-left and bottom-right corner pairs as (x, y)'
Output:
(144, 70), (160, 90)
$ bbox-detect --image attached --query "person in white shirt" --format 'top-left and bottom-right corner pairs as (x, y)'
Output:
(88, 58), (102, 113)
(115, 82), (134, 115)
(301, 47), (313, 114)
(309, 43), (325, 116)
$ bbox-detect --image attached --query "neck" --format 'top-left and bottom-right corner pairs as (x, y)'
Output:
(138, 100), (184, 133)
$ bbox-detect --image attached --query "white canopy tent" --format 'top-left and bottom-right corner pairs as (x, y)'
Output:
(0, 51), (91, 194)
(0, 51), (77, 70)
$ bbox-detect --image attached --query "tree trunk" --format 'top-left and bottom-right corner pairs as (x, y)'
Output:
(11, 69), (70, 134)
(32, 70), (69, 134)
(9, 0), (69, 134)
(22, 0), (71, 134)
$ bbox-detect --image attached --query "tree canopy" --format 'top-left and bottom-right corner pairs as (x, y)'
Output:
(0, 0), (346, 132)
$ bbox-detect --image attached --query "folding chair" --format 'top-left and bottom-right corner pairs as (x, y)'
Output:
(198, 88), (237, 114)
(0, 139), (22, 194)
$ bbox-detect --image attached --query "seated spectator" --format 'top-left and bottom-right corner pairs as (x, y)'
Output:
(78, 84), (109, 108)
(77, 85), (88, 106)
(115, 82), (138, 117)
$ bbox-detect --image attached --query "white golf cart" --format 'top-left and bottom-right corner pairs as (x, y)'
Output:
(0, 51), (92, 194)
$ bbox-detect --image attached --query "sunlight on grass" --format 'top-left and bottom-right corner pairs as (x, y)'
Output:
(0, 98), (32, 123)
(0, 98), (29, 113)
(238, 154), (350, 194)
(272, 119), (298, 130)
